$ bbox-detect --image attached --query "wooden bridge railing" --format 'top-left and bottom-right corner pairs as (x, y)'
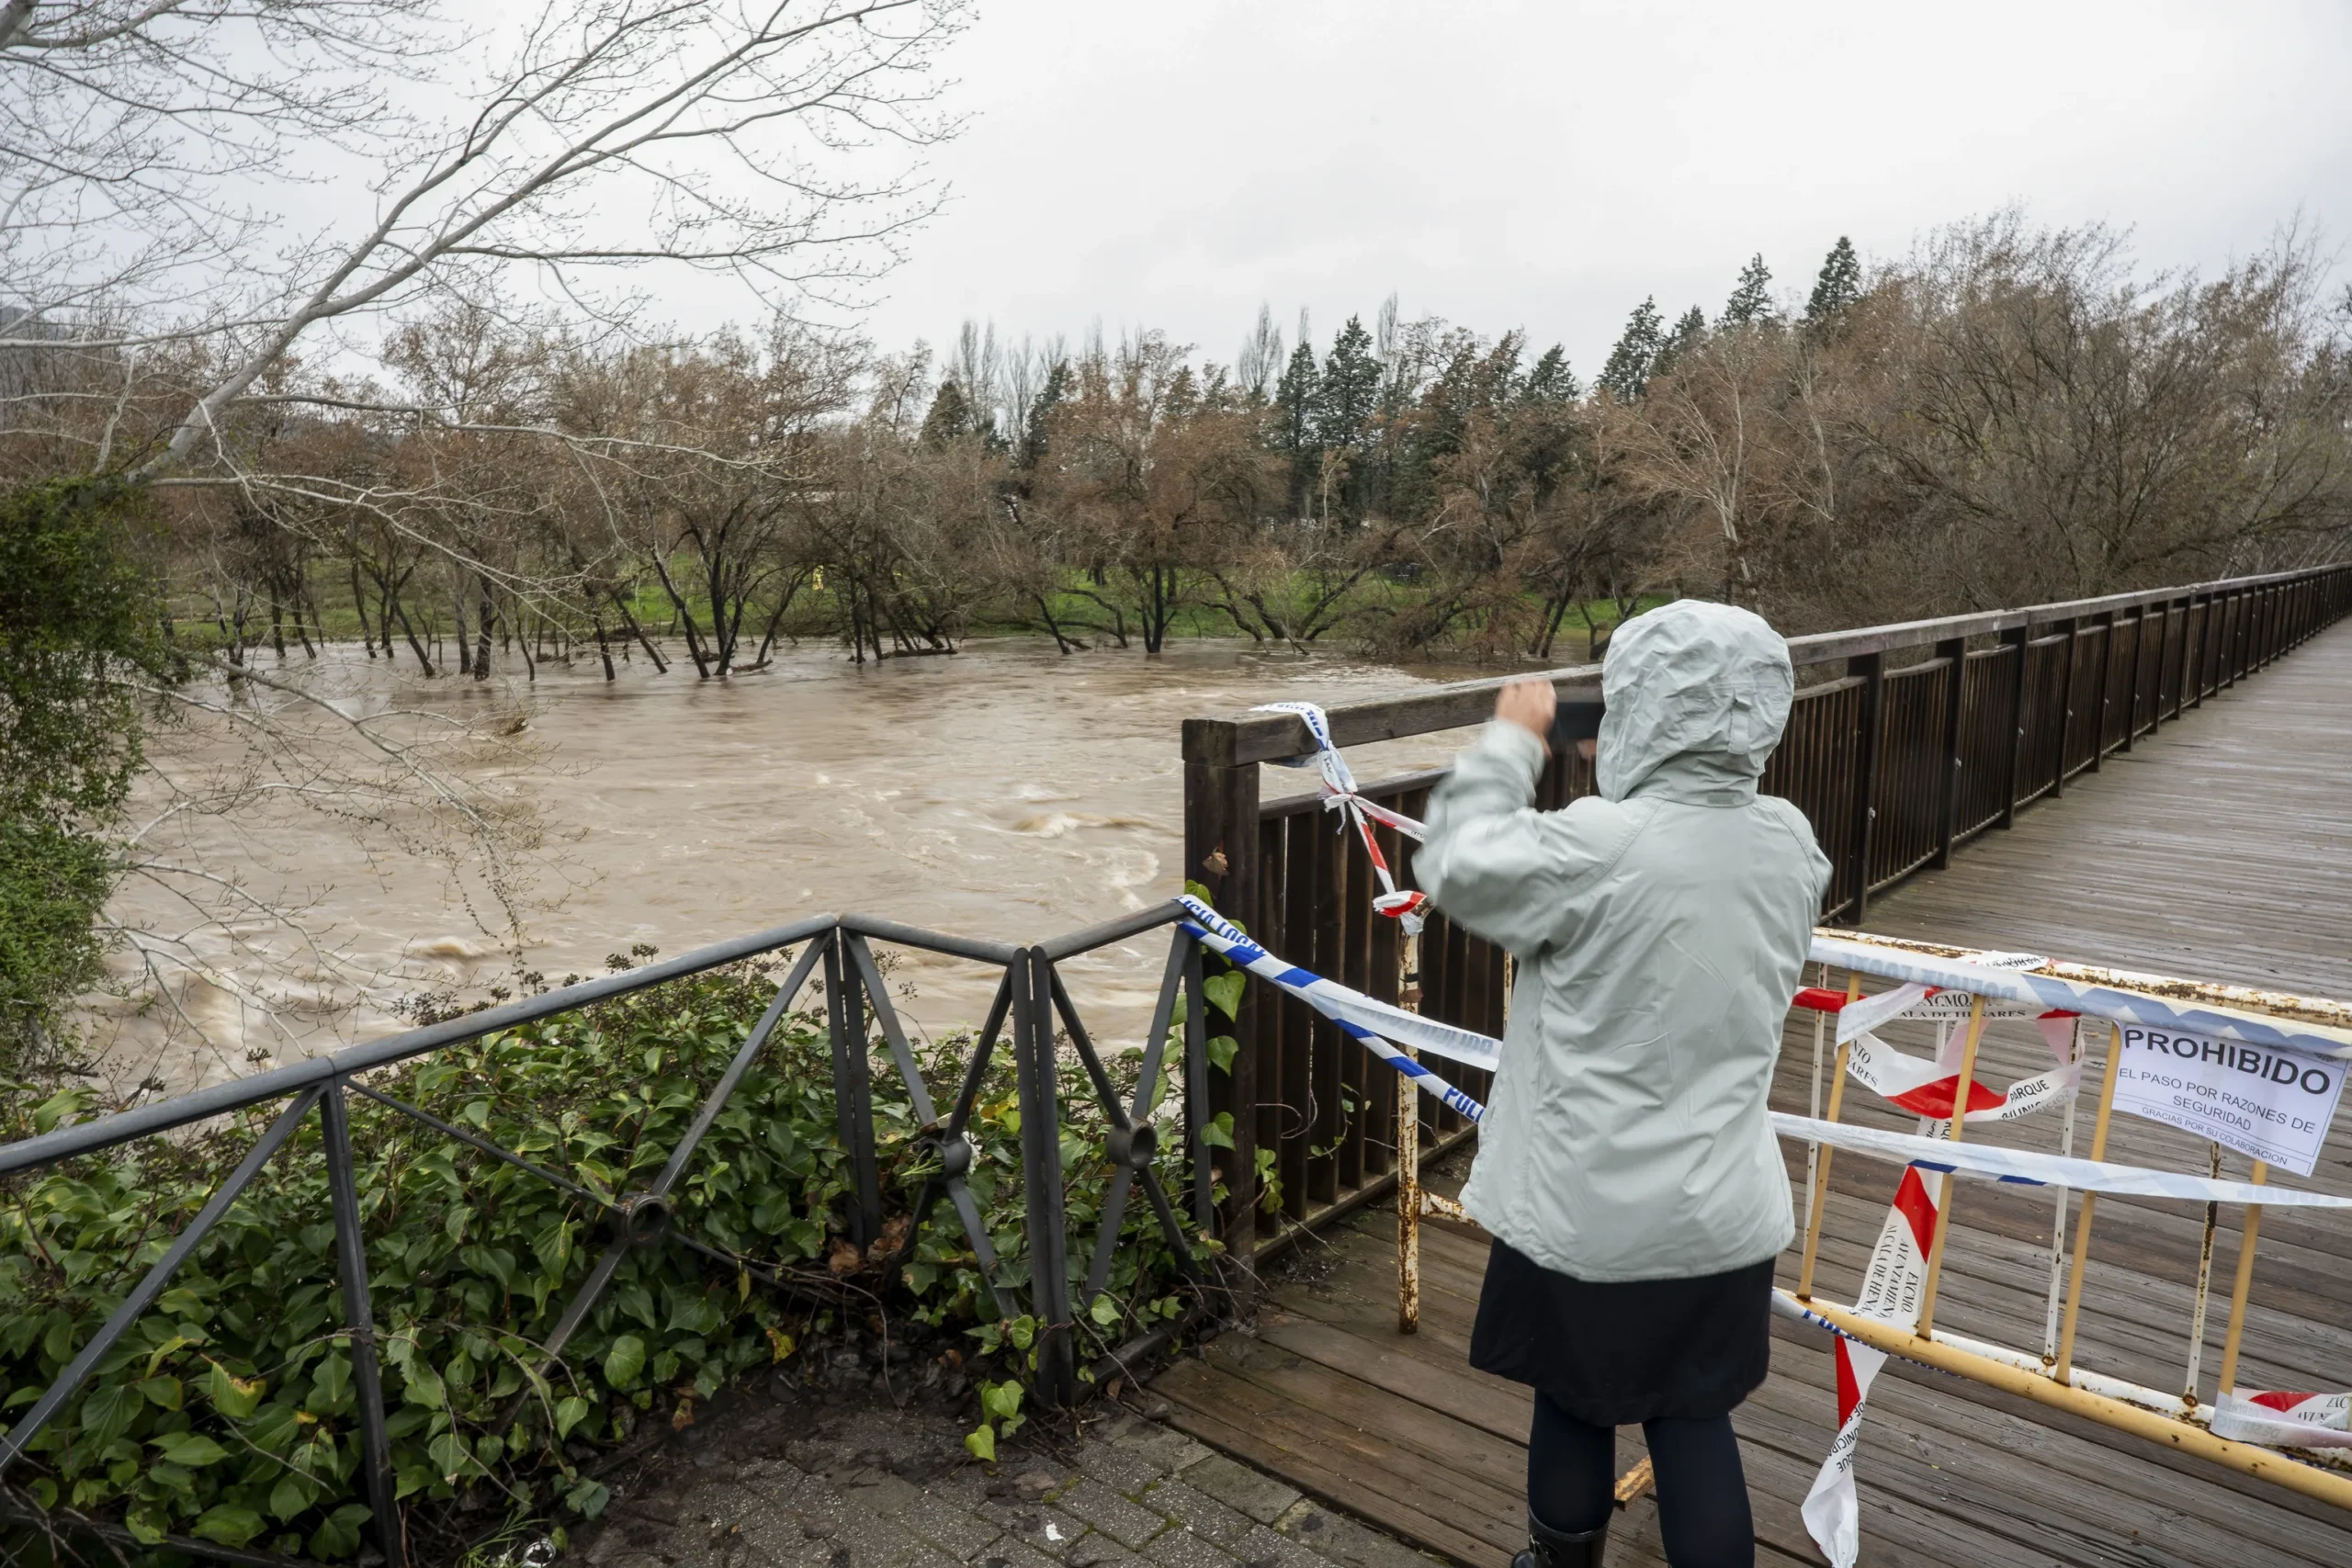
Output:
(1180, 563), (2352, 1260)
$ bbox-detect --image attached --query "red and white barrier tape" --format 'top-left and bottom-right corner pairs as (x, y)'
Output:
(1801, 1168), (1939, 1568)
(1253, 702), (1430, 929)
(1791, 978), (2084, 1125)
(2212, 1392), (2352, 1450)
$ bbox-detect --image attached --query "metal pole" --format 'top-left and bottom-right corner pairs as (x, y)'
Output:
(1796, 971), (1863, 1302)
(1804, 963), (1827, 1231)
(1016, 948), (1077, 1406)
(2216, 1162), (2270, 1396)
(2183, 1141), (2224, 1414)
(1396, 921), (1423, 1334)
(2040, 1020), (2086, 1368)
(322, 1081), (406, 1568)
(1797, 1294), (2352, 1512)
(1183, 942), (1213, 1232)
(1915, 995), (1987, 1339)
(823, 935), (882, 1247)
(2055, 1024), (2126, 1383)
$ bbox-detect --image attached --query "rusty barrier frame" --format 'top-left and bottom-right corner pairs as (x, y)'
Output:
(1786, 940), (2352, 1511)
(0, 908), (1215, 1568)
(1181, 563), (2352, 1258)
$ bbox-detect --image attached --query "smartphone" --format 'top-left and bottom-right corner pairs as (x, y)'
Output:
(1549, 698), (1605, 750)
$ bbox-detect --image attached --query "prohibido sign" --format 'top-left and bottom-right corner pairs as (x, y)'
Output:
(2111, 1024), (2348, 1176)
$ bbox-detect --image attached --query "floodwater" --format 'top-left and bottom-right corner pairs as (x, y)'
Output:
(102, 637), (1495, 1092)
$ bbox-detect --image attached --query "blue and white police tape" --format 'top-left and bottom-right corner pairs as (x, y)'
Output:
(1175, 895), (1488, 1122)
(1175, 895), (1499, 1071)
(1770, 1111), (2352, 1207)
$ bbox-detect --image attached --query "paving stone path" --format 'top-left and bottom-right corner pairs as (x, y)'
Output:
(576, 1395), (1453, 1568)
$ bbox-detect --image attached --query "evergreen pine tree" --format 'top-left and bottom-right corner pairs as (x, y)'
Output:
(1597, 297), (1665, 400)
(1014, 357), (1068, 470)
(1272, 338), (1321, 517)
(1805, 236), (1863, 326)
(1310, 316), (1385, 521)
(1650, 306), (1707, 380)
(1722, 254), (1775, 325)
(1314, 315), (1383, 450)
(1521, 344), (1577, 404)
(919, 379), (974, 446)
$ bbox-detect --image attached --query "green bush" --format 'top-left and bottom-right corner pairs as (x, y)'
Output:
(0, 958), (1202, 1562)
(0, 477), (177, 1069)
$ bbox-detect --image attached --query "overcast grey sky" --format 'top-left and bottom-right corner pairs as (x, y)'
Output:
(831, 0), (2352, 378)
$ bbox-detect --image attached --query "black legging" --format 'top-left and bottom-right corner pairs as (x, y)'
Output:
(1527, 1391), (1754, 1568)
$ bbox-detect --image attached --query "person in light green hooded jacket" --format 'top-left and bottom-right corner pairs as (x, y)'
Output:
(1417, 599), (1831, 1568)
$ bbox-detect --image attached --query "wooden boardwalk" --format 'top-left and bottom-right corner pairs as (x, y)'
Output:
(1155, 623), (2352, 1567)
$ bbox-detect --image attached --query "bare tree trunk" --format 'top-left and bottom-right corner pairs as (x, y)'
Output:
(350, 558), (376, 656)
(390, 598), (435, 677)
(593, 617), (618, 681)
(609, 589), (669, 673)
(474, 576), (495, 682)
(650, 554), (714, 677)
(453, 584), (474, 675)
(514, 598), (537, 683)
(291, 593), (318, 658)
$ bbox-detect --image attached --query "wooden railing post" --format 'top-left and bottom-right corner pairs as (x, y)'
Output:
(2088, 609), (2117, 772)
(2170, 595), (2195, 721)
(1998, 623), (2031, 829)
(1182, 717), (1262, 1262)
(2120, 604), (2145, 752)
(2052, 616), (2081, 796)
(2230, 588), (2251, 686)
(1932, 636), (1967, 869)
(1846, 650), (1886, 922)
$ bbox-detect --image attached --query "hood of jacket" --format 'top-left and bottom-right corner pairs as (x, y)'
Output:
(1597, 600), (1794, 806)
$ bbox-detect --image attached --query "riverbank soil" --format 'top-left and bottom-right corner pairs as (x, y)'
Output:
(574, 1362), (1447, 1568)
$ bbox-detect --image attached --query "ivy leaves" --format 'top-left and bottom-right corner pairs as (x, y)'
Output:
(0, 954), (1204, 1560)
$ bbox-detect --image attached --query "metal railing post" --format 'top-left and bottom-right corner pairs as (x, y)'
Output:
(823, 932), (882, 1248)
(322, 1080), (405, 1568)
(1015, 947), (1078, 1405)
(1183, 942), (1214, 1233)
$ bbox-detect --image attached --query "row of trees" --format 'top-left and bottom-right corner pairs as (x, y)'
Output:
(18, 219), (2340, 685)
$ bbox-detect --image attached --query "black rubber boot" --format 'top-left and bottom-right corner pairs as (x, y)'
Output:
(1510, 1506), (1608, 1568)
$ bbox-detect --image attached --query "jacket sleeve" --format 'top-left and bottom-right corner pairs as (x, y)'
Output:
(1415, 721), (1627, 958)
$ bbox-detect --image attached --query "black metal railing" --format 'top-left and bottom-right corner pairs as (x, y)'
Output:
(1182, 563), (2352, 1256)
(0, 908), (1216, 1568)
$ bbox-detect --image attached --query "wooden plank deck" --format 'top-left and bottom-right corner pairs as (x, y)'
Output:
(1155, 623), (2352, 1567)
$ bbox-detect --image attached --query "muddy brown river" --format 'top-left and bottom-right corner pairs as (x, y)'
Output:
(105, 637), (1495, 1092)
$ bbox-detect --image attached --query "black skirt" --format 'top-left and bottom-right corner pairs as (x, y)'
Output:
(1469, 1239), (1775, 1427)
